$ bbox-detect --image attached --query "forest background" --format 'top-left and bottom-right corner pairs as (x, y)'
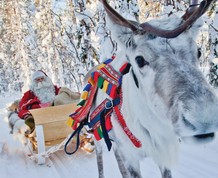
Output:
(0, 0), (218, 95)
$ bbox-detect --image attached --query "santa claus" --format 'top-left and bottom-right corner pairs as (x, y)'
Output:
(7, 70), (60, 144)
(7, 70), (90, 149)
(18, 70), (60, 120)
(8, 70), (94, 152)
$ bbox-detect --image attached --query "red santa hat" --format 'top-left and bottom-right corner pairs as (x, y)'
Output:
(32, 70), (47, 80)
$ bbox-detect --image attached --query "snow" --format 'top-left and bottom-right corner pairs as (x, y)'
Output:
(0, 94), (218, 178)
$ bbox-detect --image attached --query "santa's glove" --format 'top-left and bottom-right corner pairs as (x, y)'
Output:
(24, 115), (35, 134)
(13, 119), (31, 145)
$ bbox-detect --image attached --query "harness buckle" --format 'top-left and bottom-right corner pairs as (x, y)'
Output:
(105, 99), (113, 110)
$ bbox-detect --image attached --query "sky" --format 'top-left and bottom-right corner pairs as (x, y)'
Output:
(0, 93), (218, 178)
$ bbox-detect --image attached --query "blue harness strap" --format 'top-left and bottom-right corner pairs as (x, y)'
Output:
(98, 98), (120, 151)
(64, 119), (87, 155)
(99, 106), (113, 151)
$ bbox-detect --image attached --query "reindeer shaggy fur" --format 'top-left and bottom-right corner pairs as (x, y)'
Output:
(91, 1), (218, 178)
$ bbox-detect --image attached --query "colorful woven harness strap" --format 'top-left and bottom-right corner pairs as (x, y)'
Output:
(114, 91), (142, 148)
(65, 57), (141, 154)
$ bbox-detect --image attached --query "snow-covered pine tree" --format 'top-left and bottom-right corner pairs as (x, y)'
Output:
(208, 2), (218, 60)
(207, 2), (218, 88)
(0, 0), (217, 93)
(208, 59), (218, 88)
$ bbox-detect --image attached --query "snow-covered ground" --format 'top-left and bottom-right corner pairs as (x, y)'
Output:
(0, 94), (218, 178)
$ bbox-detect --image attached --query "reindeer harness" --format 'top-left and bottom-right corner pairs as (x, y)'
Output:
(65, 56), (142, 155)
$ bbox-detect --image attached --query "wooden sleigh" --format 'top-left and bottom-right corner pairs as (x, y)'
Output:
(27, 103), (94, 164)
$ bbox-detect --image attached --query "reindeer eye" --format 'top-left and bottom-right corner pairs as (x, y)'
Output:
(135, 56), (149, 68)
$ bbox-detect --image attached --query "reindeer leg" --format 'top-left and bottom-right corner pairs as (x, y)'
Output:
(113, 148), (130, 178)
(114, 148), (142, 178)
(159, 166), (172, 178)
(95, 144), (105, 178)
(127, 164), (142, 178)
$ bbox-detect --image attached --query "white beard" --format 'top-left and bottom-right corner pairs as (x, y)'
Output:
(30, 77), (56, 104)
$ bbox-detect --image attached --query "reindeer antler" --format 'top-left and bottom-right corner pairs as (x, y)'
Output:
(184, 0), (215, 19)
(101, 0), (215, 38)
(100, 0), (139, 31)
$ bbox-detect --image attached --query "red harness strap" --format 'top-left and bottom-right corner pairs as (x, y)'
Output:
(113, 92), (142, 148)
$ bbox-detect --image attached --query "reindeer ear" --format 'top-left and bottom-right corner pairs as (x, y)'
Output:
(106, 16), (136, 48)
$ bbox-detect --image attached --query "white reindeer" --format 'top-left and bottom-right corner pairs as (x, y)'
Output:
(68, 0), (218, 178)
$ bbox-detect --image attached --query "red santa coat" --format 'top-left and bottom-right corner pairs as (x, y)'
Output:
(18, 86), (60, 119)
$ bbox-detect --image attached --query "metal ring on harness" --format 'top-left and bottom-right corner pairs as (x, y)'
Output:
(105, 99), (113, 109)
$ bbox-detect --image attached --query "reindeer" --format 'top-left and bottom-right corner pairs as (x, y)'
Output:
(76, 0), (218, 178)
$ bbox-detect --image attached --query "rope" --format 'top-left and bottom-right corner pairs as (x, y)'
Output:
(26, 134), (72, 162)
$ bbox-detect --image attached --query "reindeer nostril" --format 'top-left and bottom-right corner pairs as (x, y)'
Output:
(194, 132), (214, 139)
